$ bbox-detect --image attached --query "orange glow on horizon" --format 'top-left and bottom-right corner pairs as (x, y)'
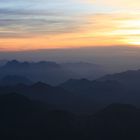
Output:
(1, 13), (140, 51)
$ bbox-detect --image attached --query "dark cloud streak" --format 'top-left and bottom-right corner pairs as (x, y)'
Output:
(0, 6), (84, 38)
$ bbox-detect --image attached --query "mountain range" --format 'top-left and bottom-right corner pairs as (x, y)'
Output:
(0, 92), (140, 140)
(1, 67), (140, 113)
(60, 69), (140, 108)
(1, 60), (140, 138)
(0, 60), (106, 85)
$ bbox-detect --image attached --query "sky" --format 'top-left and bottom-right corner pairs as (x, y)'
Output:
(0, 0), (140, 51)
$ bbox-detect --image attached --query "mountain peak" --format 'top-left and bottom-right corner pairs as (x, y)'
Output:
(0, 75), (32, 86)
(31, 82), (52, 89)
(7, 60), (20, 65)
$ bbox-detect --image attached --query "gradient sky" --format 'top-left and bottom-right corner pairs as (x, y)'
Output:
(1, 0), (140, 51)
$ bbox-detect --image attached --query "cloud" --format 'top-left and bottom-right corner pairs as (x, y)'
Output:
(1, 0), (140, 51)
(1, 12), (140, 51)
(0, 6), (85, 38)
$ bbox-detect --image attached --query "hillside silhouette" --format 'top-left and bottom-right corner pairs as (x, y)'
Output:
(0, 75), (33, 86)
(0, 93), (140, 140)
(1, 61), (140, 139)
(0, 60), (106, 85)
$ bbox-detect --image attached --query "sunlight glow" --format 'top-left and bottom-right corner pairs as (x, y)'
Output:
(1, 0), (140, 51)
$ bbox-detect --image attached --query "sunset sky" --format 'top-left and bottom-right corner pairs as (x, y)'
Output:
(1, 0), (140, 51)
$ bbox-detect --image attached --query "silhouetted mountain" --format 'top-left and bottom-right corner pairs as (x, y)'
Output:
(60, 68), (140, 107)
(62, 62), (106, 80)
(1, 94), (140, 140)
(0, 93), (33, 114)
(0, 60), (69, 85)
(60, 78), (92, 93)
(60, 78), (124, 103)
(85, 103), (140, 140)
(2, 60), (137, 113)
(0, 82), (76, 111)
(98, 69), (140, 90)
(4, 60), (60, 70)
(1, 67), (139, 114)
(0, 60), (106, 85)
(0, 92), (78, 139)
(0, 93), (41, 138)
(31, 81), (52, 90)
(0, 82), (101, 113)
(0, 75), (33, 86)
